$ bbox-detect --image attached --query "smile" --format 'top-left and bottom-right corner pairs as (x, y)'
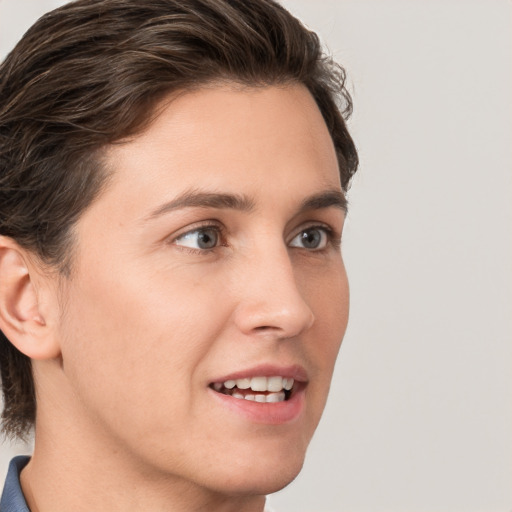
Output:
(210, 376), (295, 403)
(208, 365), (308, 424)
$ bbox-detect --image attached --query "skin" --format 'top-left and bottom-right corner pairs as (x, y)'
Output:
(9, 83), (349, 511)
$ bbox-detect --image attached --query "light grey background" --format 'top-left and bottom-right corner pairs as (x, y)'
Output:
(1, 1), (511, 511)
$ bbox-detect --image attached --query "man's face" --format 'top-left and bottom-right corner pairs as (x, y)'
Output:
(52, 84), (349, 495)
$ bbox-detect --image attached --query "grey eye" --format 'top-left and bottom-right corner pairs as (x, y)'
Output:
(289, 227), (328, 250)
(175, 227), (220, 249)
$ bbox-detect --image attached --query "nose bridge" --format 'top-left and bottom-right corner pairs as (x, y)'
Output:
(233, 238), (315, 338)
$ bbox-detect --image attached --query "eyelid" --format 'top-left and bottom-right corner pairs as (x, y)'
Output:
(287, 221), (332, 240)
(288, 222), (342, 250)
(167, 219), (341, 254)
(170, 221), (227, 251)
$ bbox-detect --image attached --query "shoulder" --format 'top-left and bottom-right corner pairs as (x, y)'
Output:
(0, 456), (31, 512)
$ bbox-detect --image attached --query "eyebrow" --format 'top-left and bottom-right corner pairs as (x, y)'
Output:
(298, 190), (348, 214)
(146, 189), (255, 219)
(146, 188), (347, 221)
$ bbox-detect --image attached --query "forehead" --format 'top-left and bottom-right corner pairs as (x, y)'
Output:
(105, 83), (340, 189)
(79, 83), (341, 239)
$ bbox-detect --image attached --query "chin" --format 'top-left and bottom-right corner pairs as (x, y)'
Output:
(253, 463), (304, 495)
(220, 466), (303, 497)
(207, 446), (307, 496)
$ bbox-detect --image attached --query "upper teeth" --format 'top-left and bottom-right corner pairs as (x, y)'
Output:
(219, 376), (294, 392)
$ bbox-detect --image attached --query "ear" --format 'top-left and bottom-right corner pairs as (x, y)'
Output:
(0, 236), (61, 360)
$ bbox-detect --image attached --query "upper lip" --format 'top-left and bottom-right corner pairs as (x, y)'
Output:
(210, 364), (308, 384)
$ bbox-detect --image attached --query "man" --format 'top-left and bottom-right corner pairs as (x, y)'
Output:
(0, 1), (358, 510)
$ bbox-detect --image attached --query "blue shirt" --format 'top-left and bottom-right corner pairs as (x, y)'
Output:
(0, 456), (31, 512)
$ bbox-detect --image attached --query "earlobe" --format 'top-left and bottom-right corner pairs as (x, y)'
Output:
(0, 236), (61, 360)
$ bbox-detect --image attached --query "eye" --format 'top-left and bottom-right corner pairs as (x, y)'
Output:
(289, 226), (329, 250)
(174, 226), (221, 250)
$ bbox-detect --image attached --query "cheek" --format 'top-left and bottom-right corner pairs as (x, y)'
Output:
(302, 260), (348, 398)
(305, 257), (349, 342)
(56, 262), (231, 426)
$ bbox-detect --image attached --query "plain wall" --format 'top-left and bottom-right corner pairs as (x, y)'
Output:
(1, 1), (511, 511)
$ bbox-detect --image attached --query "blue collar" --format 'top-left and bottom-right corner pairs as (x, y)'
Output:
(1, 456), (31, 512)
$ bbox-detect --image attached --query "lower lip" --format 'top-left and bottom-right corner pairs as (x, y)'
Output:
(208, 386), (305, 425)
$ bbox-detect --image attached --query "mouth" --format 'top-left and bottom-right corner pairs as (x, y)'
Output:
(209, 376), (296, 403)
(208, 366), (308, 424)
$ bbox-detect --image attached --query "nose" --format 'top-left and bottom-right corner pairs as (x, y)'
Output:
(233, 245), (315, 339)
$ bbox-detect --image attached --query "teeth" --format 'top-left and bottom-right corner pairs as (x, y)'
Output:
(283, 378), (294, 391)
(250, 376), (267, 392)
(220, 376), (295, 393)
(266, 391), (286, 403)
(239, 392), (286, 403)
(267, 376), (283, 392)
(236, 378), (251, 389)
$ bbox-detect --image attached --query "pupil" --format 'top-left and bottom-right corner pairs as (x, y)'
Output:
(303, 229), (320, 248)
(198, 229), (217, 249)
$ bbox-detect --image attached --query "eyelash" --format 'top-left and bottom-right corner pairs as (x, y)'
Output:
(172, 222), (227, 255)
(292, 223), (341, 252)
(171, 221), (340, 255)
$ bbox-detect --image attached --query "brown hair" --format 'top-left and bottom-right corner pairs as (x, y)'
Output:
(0, 0), (358, 439)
